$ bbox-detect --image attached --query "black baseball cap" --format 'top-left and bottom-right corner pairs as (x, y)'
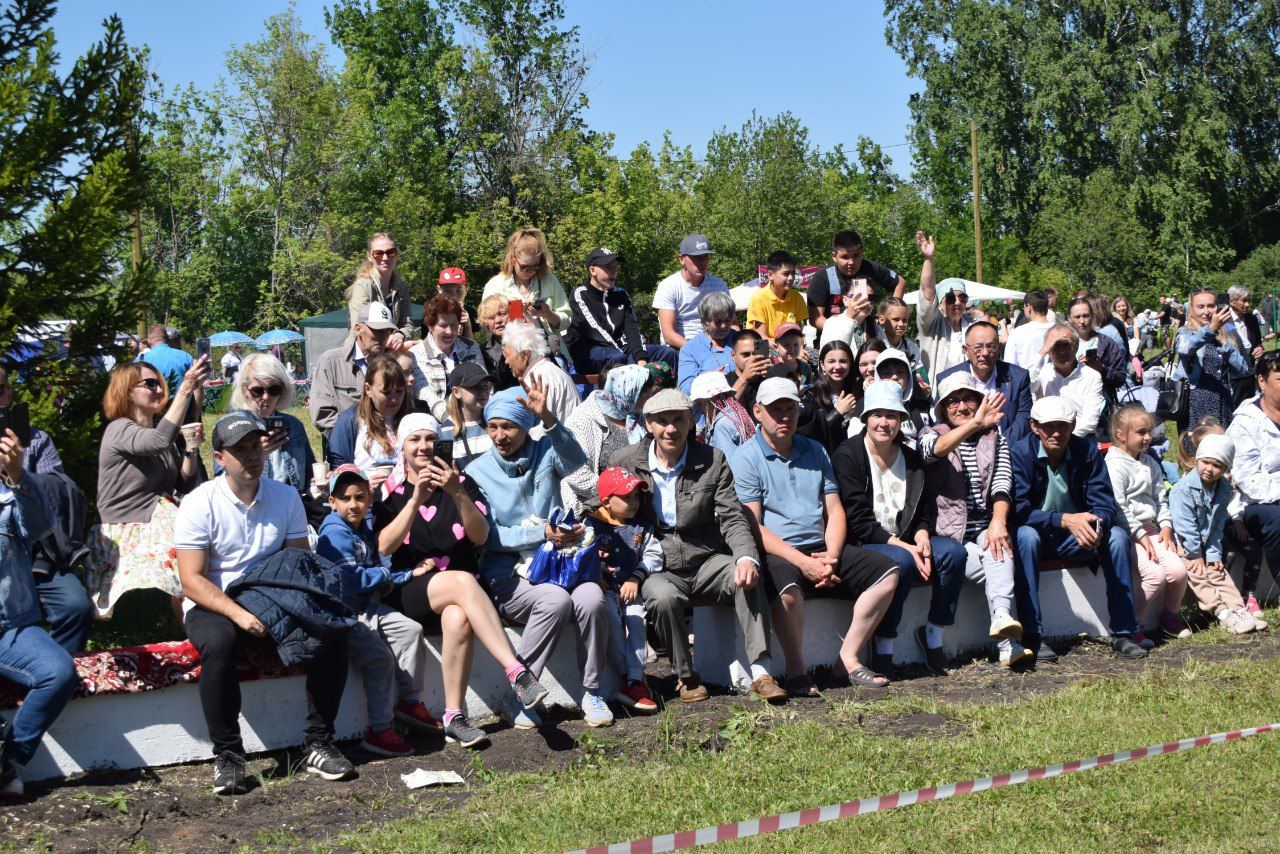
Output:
(212, 411), (268, 451)
(587, 247), (621, 267)
(448, 362), (493, 389)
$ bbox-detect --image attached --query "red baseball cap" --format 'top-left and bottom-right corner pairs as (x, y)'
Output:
(438, 267), (466, 284)
(773, 322), (803, 341)
(598, 466), (646, 502)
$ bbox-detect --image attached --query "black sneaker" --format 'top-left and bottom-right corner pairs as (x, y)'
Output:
(212, 753), (248, 796)
(301, 741), (354, 781)
(443, 714), (490, 749)
(914, 626), (949, 676)
(1025, 634), (1058, 663)
(0, 722), (23, 799)
(511, 668), (549, 709)
(1111, 635), (1149, 659)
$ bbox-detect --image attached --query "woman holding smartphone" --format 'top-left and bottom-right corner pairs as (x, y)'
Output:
(481, 228), (572, 366)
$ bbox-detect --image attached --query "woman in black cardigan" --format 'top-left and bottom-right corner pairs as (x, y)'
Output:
(832, 380), (969, 677)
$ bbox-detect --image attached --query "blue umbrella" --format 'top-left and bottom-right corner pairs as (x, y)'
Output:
(255, 329), (305, 348)
(209, 331), (254, 347)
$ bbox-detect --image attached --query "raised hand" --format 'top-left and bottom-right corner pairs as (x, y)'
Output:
(181, 355), (211, 394)
(977, 391), (1006, 428)
(916, 230), (936, 260)
(517, 374), (553, 425)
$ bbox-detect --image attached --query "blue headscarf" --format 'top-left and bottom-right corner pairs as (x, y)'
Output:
(483, 386), (539, 432)
(595, 364), (650, 422)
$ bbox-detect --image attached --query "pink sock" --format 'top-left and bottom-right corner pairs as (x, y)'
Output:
(443, 708), (461, 727)
(504, 662), (527, 682)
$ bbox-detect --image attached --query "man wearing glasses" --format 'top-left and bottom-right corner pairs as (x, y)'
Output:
(935, 321), (1033, 443)
(913, 231), (974, 388)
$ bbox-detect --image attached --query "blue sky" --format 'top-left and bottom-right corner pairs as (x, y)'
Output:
(54, 0), (919, 172)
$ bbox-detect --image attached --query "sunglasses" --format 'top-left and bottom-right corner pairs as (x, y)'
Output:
(135, 378), (164, 392)
(517, 261), (541, 271)
(371, 248), (399, 260)
(248, 384), (284, 398)
(945, 292), (970, 303)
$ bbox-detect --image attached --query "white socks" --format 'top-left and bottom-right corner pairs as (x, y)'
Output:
(749, 658), (773, 681)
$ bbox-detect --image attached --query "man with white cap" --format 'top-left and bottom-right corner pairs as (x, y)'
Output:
(1032, 323), (1105, 438)
(608, 387), (786, 704)
(1011, 396), (1147, 661)
(312, 301), (397, 437)
(731, 377), (899, 697)
(935, 320), (1033, 443)
(913, 231), (973, 388)
(652, 234), (731, 349)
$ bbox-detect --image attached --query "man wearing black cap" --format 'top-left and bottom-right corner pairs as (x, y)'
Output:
(566, 247), (677, 374)
(174, 412), (355, 795)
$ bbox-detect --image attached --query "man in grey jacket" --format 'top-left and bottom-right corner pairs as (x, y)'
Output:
(310, 302), (396, 437)
(608, 388), (786, 705)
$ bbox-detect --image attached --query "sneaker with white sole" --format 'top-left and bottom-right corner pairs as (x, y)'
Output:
(1219, 608), (1254, 635)
(301, 741), (355, 781)
(989, 611), (1023, 640)
(212, 752), (247, 796)
(582, 691), (615, 727)
(1241, 607), (1268, 632)
(502, 693), (542, 730)
(444, 714), (489, 749)
(998, 638), (1032, 667)
(1245, 594), (1264, 620)
(511, 668), (550, 709)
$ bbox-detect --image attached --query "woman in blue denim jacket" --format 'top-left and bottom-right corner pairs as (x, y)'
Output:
(1174, 289), (1248, 430)
(0, 429), (79, 797)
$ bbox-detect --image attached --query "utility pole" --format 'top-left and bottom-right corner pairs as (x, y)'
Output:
(970, 119), (983, 284)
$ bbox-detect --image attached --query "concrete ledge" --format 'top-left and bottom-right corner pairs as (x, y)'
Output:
(694, 557), (1280, 691)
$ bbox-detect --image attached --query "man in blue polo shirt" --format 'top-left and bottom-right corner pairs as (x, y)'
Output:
(1011, 395), (1146, 663)
(730, 377), (899, 695)
(138, 324), (193, 401)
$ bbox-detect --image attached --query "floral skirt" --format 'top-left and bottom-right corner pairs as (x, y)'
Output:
(79, 497), (182, 619)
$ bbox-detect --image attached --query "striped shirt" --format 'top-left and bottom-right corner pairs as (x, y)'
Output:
(920, 429), (1013, 541)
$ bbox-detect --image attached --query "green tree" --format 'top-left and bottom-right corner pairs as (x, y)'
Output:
(0, 0), (147, 486)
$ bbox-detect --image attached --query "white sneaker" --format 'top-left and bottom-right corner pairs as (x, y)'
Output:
(989, 611), (1023, 639)
(1220, 608), (1254, 635)
(1241, 607), (1268, 633)
(998, 638), (1032, 667)
(581, 691), (615, 728)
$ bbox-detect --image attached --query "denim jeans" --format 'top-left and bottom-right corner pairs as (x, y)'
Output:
(582, 344), (678, 374)
(1013, 523), (1139, 636)
(1242, 504), (1280, 591)
(36, 571), (94, 654)
(0, 624), (78, 766)
(863, 536), (969, 639)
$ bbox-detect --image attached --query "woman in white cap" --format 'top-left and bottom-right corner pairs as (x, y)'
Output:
(920, 373), (1029, 667)
(833, 380), (970, 679)
(560, 364), (658, 513)
(690, 370), (756, 459)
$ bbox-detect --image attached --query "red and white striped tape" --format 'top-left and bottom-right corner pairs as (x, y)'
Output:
(573, 722), (1280, 854)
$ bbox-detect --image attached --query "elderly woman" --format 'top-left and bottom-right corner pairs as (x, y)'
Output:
(227, 353), (315, 488)
(500, 318), (580, 432)
(465, 380), (615, 728)
(81, 356), (210, 617)
(833, 381), (969, 680)
(346, 231), (414, 350)
(1175, 287), (1248, 431)
(407, 295), (485, 421)
(327, 356), (412, 494)
(560, 364), (655, 513)
(920, 373), (1027, 667)
(481, 227), (570, 360)
(373, 412), (552, 748)
(676, 290), (739, 394)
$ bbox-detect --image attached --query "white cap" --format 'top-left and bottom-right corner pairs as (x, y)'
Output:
(690, 371), (732, 402)
(755, 376), (801, 407)
(358, 301), (396, 331)
(1030, 395), (1077, 424)
(861, 380), (909, 416)
(875, 348), (911, 371)
(1196, 434), (1235, 468)
(938, 277), (968, 296)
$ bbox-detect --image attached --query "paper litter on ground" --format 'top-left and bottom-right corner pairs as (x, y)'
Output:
(400, 769), (466, 789)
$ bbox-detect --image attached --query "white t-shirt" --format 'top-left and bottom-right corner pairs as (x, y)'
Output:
(652, 271), (730, 341)
(220, 351), (241, 374)
(526, 357), (581, 440)
(173, 475), (309, 614)
(1005, 320), (1053, 373)
(353, 421), (400, 476)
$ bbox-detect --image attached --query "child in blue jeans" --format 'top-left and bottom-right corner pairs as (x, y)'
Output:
(588, 467), (661, 713)
(316, 465), (440, 756)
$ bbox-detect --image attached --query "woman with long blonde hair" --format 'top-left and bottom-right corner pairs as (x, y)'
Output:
(481, 227), (571, 360)
(346, 232), (414, 350)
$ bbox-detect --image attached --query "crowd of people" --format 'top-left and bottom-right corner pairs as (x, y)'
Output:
(3, 224), (1280, 800)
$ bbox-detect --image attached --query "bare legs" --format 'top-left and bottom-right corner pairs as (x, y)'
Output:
(839, 574), (896, 677)
(425, 572), (522, 709)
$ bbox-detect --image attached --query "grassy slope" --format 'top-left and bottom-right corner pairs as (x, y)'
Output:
(345, 654), (1280, 853)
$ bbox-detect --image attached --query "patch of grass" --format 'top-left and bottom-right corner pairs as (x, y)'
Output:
(342, 655), (1280, 852)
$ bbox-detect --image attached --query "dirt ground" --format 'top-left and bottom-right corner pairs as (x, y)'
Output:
(5, 629), (1279, 852)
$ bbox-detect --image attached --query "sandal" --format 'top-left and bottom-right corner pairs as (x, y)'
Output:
(785, 674), (820, 698)
(843, 665), (890, 689)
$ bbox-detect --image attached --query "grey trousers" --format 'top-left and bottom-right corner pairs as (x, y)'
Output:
(345, 607), (397, 730)
(489, 575), (608, 692)
(641, 554), (772, 681)
(963, 541), (1016, 621)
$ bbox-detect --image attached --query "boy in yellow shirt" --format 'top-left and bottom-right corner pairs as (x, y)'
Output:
(747, 250), (808, 340)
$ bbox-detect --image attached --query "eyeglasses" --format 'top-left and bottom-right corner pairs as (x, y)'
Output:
(946, 396), (982, 408)
(946, 292), (970, 303)
(371, 248), (399, 260)
(134, 378), (163, 392)
(248, 385), (284, 398)
(516, 260), (542, 272)
(966, 343), (998, 353)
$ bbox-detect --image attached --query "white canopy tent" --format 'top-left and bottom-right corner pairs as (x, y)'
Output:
(902, 278), (1025, 305)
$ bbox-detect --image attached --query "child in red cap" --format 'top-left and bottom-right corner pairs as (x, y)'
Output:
(587, 466), (661, 713)
(437, 267), (473, 339)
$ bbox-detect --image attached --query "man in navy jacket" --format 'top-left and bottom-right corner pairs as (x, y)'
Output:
(1010, 396), (1146, 662)
(936, 321), (1032, 444)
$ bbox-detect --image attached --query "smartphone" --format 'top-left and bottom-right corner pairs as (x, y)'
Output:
(507, 299), (525, 320)
(434, 439), (454, 466)
(532, 297), (547, 311)
(195, 336), (211, 361)
(753, 338), (771, 359)
(266, 415), (286, 434)
(0, 402), (31, 446)
(1215, 292), (1230, 309)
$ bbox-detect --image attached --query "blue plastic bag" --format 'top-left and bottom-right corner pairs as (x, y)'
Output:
(525, 508), (601, 589)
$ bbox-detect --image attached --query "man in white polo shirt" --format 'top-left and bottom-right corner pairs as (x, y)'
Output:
(175, 412), (354, 796)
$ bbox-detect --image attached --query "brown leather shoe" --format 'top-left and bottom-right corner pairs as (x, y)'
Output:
(677, 676), (709, 703)
(750, 674), (788, 704)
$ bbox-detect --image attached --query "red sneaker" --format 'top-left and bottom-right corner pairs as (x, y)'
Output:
(361, 727), (413, 757)
(395, 700), (443, 732)
(614, 680), (659, 714)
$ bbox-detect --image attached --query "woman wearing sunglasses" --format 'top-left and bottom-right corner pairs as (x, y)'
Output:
(481, 227), (572, 368)
(81, 356), (210, 618)
(346, 232), (415, 351)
